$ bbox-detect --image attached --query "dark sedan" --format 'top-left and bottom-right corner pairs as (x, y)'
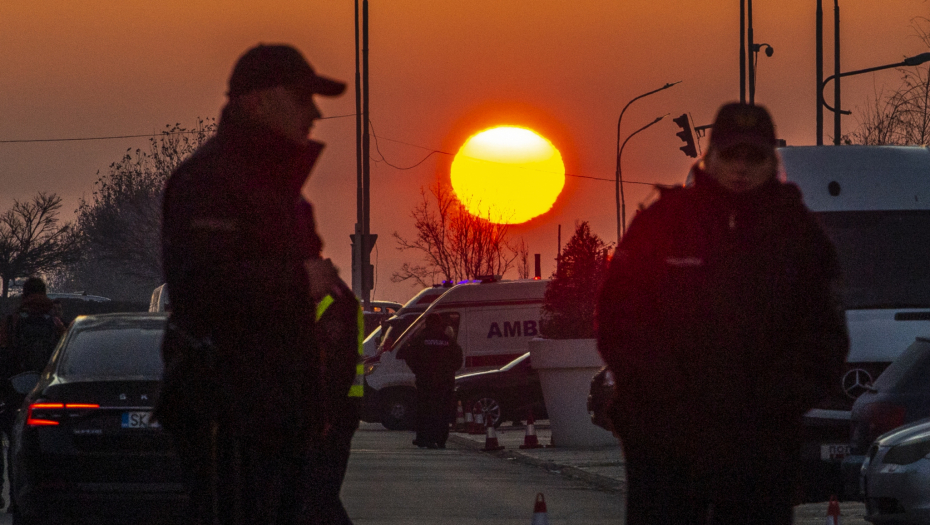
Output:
(10, 313), (185, 525)
(454, 352), (546, 427)
(844, 336), (930, 499)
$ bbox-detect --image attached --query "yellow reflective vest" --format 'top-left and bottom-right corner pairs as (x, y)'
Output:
(315, 294), (365, 398)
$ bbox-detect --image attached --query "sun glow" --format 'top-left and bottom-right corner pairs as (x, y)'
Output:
(450, 126), (565, 224)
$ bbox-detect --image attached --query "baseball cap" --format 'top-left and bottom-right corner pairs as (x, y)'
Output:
(708, 103), (777, 151)
(227, 44), (346, 98)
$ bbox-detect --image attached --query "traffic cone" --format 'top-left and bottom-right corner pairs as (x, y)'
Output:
(463, 407), (474, 433)
(531, 493), (549, 525)
(455, 401), (466, 432)
(482, 416), (504, 451)
(470, 410), (485, 435)
(519, 409), (543, 449)
(826, 495), (841, 525)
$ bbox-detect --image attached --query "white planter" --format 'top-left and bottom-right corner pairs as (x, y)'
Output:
(529, 338), (618, 448)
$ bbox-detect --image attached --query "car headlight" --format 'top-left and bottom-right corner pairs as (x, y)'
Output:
(883, 437), (930, 465)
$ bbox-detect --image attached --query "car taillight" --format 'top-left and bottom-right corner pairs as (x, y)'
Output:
(864, 402), (907, 441)
(27, 402), (100, 426)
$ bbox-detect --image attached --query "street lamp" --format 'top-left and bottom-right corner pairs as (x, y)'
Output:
(820, 52), (930, 145)
(749, 43), (774, 105)
(615, 81), (681, 244)
(617, 115), (668, 243)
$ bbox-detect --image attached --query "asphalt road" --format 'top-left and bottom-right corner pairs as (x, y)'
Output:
(342, 423), (625, 524)
(0, 425), (869, 524)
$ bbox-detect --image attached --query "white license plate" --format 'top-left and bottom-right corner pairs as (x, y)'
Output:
(121, 411), (160, 429)
(821, 443), (851, 461)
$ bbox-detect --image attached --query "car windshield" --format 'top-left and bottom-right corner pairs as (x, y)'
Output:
(57, 320), (165, 381)
(817, 210), (930, 309)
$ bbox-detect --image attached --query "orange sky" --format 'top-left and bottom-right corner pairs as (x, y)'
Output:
(1, 0), (928, 302)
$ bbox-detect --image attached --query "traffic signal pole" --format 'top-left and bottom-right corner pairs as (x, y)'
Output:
(353, 0), (375, 310)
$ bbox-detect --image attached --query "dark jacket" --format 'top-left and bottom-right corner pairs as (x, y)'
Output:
(596, 166), (849, 462)
(0, 294), (65, 380)
(158, 104), (323, 451)
(397, 326), (463, 391)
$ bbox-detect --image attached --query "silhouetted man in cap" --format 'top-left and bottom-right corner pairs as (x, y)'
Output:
(597, 103), (849, 524)
(156, 44), (344, 525)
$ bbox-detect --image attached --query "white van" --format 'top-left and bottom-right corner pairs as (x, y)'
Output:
(780, 145), (930, 407)
(779, 146), (930, 494)
(361, 278), (548, 429)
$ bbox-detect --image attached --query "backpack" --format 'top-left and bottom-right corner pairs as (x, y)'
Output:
(11, 311), (61, 373)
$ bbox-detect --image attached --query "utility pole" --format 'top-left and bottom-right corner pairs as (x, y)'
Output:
(740, 0), (746, 103)
(816, 0), (824, 145)
(833, 0), (841, 145)
(352, 0), (376, 310)
(747, 0), (755, 105)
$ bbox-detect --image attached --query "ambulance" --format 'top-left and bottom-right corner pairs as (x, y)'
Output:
(360, 277), (549, 430)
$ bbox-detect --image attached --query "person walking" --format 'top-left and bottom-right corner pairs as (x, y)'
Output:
(0, 276), (66, 510)
(154, 44), (344, 525)
(596, 103), (849, 525)
(397, 314), (462, 449)
(0, 277), (66, 374)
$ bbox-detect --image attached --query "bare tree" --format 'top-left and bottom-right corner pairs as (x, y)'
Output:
(392, 182), (525, 287)
(65, 120), (215, 300)
(845, 17), (930, 145)
(0, 193), (82, 297)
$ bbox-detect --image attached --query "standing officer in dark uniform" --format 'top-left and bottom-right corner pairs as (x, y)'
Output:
(156, 44), (344, 525)
(597, 103), (849, 525)
(397, 314), (462, 449)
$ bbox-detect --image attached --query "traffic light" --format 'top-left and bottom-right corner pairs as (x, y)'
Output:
(673, 114), (698, 158)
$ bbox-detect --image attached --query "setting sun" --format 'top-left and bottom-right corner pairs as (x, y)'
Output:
(450, 126), (565, 224)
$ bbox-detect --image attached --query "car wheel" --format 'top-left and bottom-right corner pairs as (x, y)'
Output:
(467, 395), (503, 428)
(381, 390), (416, 431)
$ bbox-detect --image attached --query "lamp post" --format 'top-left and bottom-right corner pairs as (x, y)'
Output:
(615, 81), (680, 244)
(749, 43), (774, 105)
(617, 115), (668, 244)
(820, 52), (930, 145)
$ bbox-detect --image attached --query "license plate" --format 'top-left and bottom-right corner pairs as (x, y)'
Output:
(821, 443), (851, 461)
(121, 411), (160, 429)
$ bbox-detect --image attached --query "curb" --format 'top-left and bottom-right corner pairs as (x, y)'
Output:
(447, 433), (625, 494)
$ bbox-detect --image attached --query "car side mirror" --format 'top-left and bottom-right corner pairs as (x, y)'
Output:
(10, 372), (40, 395)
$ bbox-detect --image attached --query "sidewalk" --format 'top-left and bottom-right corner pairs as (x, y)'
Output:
(447, 421), (869, 525)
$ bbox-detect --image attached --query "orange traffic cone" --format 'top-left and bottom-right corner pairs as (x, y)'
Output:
(463, 408), (474, 434)
(531, 493), (549, 525)
(454, 401), (466, 432)
(519, 409), (542, 449)
(470, 410), (485, 435)
(826, 495), (841, 525)
(482, 416), (504, 451)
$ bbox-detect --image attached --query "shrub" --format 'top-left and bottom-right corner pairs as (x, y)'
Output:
(540, 222), (610, 339)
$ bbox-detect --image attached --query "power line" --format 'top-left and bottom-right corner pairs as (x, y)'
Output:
(369, 120), (443, 170)
(0, 114), (664, 187)
(0, 113), (358, 144)
(369, 122), (660, 186)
